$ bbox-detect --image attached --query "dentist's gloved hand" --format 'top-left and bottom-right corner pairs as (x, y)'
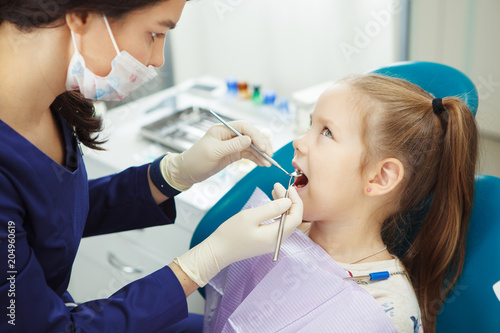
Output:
(174, 184), (303, 287)
(160, 121), (272, 191)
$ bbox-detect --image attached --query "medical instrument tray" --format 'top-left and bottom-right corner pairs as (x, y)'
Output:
(140, 106), (234, 153)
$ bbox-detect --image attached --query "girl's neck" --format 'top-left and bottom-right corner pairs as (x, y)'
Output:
(301, 220), (392, 264)
(0, 22), (69, 128)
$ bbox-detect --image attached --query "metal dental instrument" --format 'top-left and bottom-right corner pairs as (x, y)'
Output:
(207, 109), (299, 178)
(208, 108), (299, 262)
(273, 175), (294, 262)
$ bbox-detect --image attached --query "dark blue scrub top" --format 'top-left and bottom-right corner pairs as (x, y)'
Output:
(0, 112), (188, 332)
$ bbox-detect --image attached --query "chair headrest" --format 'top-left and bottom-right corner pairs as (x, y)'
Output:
(369, 61), (478, 116)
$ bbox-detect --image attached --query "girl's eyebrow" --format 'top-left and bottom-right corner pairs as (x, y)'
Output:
(316, 114), (337, 131)
(157, 20), (177, 29)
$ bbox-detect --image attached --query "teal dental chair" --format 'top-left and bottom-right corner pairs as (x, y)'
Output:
(189, 62), (500, 331)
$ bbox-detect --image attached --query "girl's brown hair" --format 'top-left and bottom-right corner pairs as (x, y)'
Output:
(343, 74), (478, 331)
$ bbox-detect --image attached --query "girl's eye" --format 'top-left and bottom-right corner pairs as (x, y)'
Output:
(321, 128), (334, 139)
(151, 32), (166, 41)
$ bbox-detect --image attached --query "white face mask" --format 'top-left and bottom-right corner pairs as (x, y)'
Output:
(65, 15), (158, 101)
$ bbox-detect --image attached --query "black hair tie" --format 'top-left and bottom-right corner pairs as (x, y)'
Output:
(432, 98), (445, 115)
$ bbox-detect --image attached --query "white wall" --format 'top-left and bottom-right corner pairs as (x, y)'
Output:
(409, 0), (500, 140)
(409, 0), (500, 177)
(169, 0), (404, 97)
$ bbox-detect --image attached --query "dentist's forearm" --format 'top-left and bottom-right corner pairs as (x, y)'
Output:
(168, 262), (200, 297)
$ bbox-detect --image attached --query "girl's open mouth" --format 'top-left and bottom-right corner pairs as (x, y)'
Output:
(293, 168), (309, 188)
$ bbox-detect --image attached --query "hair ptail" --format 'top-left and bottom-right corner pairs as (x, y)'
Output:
(407, 97), (478, 331)
(51, 91), (107, 150)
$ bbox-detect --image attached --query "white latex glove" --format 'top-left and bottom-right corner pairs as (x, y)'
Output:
(160, 121), (273, 191)
(174, 183), (303, 287)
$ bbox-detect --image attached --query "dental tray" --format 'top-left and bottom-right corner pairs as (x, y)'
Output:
(140, 106), (234, 153)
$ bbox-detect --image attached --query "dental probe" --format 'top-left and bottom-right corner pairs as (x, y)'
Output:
(273, 175), (294, 262)
(207, 109), (299, 178)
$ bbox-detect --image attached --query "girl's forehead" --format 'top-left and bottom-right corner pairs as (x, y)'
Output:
(314, 84), (359, 118)
(317, 83), (356, 106)
(121, 0), (185, 25)
(312, 84), (365, 137)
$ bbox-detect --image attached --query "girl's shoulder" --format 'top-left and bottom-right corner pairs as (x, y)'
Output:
(339, 257), (424, 333)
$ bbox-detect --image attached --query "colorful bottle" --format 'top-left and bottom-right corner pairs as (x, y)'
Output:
(252, 84), (262, 104)
(237, 82), (251, 99)
(226, 77), (238, 96)
(262, 89), (276, 105)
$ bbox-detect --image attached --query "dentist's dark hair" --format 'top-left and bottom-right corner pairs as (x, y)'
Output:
(0, 0), (179, 149)
(343, 74), (478, 332)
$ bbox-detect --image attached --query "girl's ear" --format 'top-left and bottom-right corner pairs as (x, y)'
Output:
(366, 158), (404, 196)
(66, 11), (103, 34)
(65, 12), (103, 56)
(65, 12), (90, 34)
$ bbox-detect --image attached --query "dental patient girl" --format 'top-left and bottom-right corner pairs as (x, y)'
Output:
(290, 74), (477, 332)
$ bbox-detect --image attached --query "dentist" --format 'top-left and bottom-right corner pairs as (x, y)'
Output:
(0, 1), (303, 332)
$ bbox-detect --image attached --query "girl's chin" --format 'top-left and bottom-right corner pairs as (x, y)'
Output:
(301, 211), (314, 223)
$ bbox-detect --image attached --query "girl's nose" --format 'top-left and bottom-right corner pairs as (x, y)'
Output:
(148, 39), (165, 68)
(293, 134), (307, 155)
